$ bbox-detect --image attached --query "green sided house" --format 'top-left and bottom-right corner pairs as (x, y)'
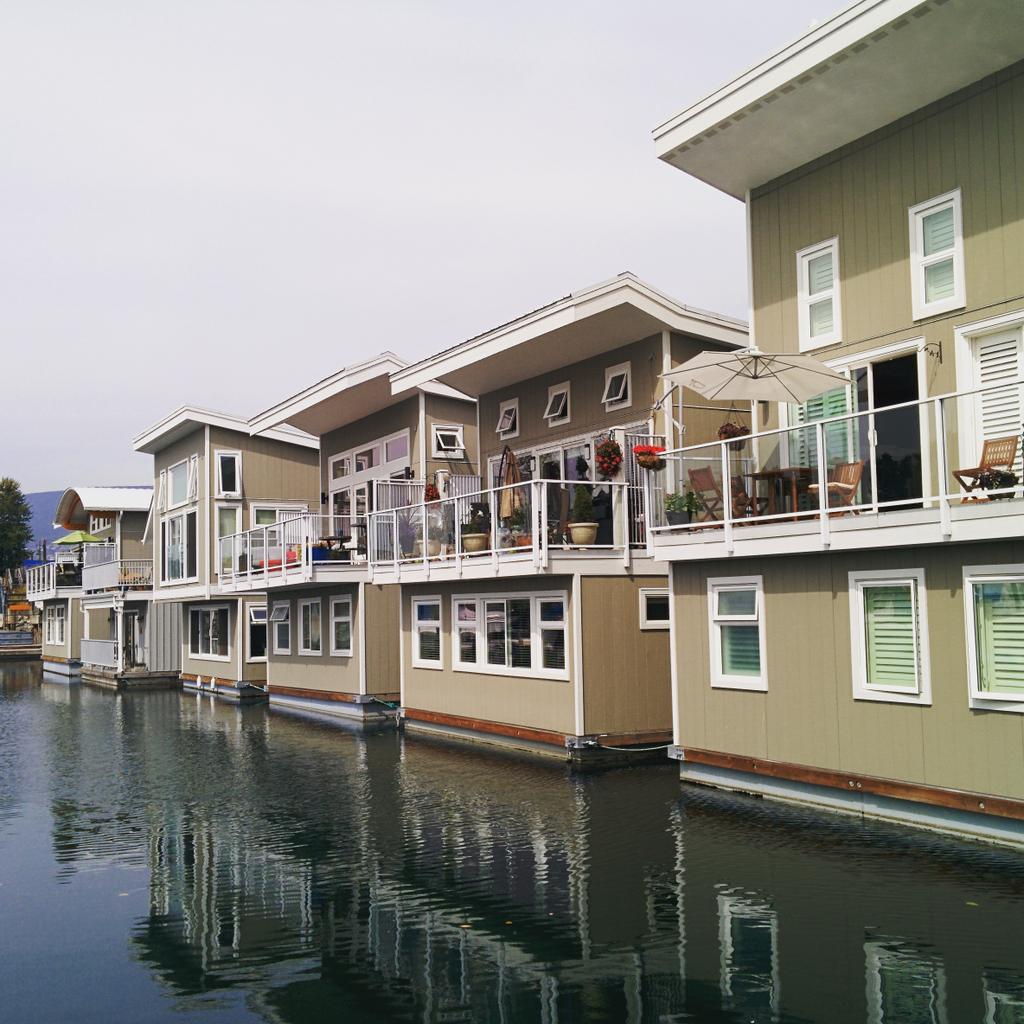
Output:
(132, 407), (321, 701)
(648, 0), (1024, 845)
(383, 273), (748, 762)
(216, 352), (479, 726)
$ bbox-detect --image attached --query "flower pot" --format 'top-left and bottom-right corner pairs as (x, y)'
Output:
(666, 510), (691, 526)
(415, 540), (442, 558)
(567, 522), (598, 545)
(461, 532), (489, 553)
(636, 455), (666, 471)
(513, 533), (533, 548)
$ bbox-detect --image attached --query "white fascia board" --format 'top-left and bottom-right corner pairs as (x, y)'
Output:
(246, 354), (408, 434)
(653, 0), (925, 159)
(390, 274), (747, 395)
(134, 405), (317, 453)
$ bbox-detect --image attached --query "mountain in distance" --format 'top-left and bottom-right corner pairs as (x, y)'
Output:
(26, 491), (64, 555)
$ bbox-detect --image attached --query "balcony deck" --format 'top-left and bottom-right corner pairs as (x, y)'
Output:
(26, 560), (83, 603)
(646, 378), (1024, 562)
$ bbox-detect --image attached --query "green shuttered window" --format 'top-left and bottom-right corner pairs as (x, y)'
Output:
(863, 584), (918, 690)
(850, 570), (930, 705)
(971, 579), (1024, 698)
(797, 238), (840, 351)
(710, 578), (766, 691)
(910, 190), (964, 319)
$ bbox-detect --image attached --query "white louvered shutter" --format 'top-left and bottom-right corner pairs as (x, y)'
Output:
(974, 330), (1023, 474)
(789, 386), (851, 468)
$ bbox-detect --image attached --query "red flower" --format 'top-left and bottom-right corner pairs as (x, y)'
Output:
(632, 444), (666, 457)
(424, 484), (441, 502)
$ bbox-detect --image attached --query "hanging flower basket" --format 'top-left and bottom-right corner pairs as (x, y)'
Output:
(424, 483), (441, 503)
(595, 438), (623, 480)
(717, 422), (750, 442)
(633, 444), (667, 471)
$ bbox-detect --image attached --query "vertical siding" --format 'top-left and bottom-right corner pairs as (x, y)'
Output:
(750, 62), (1024, 398)
(364, 584), (400, 696)
(672, 540), (1024, 801)
(401, 579), (576, 735)
(266, 585), (361, 694)
(147, 600), (181, 673)
(580, 576), (671, 735)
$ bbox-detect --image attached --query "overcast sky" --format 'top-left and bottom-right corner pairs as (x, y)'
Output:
(2, 0), (830, 492)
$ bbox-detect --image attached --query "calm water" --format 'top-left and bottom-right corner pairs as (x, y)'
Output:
(1, 664), (1023, 1023)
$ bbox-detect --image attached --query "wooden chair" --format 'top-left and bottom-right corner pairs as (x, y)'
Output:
(952, 436), (1019, 500)
(806, 460), (865, 514)
(687, 466), (758, 522)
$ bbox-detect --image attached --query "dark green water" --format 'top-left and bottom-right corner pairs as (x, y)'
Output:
(1, 663), (1022, 1023)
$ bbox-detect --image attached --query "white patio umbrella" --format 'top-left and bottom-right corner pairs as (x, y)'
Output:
(663, 346), (849, 404)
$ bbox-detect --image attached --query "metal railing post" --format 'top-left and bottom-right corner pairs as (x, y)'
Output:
(392, 512), (399, 575)
(815, 422), (830, 547)
(491, 485), (499, 572)
(540, 481), (549, 570)
(934, 397), (951, 538)
(721, 443), (733, 553)
(454, 495), (463, 575)
(620, 482), (631, 568)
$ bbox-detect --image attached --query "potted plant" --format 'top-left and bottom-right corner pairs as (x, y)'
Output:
(595, 437), (623, 480)
(424, 483), (441, 503)
(507, 503), (532, 548)
(664, 490), (701, 526)
(460, 507), (490, 553)
(567, 484), (598, 545)
(633, 444), (666, 471)
(977, 468), (1019, 499)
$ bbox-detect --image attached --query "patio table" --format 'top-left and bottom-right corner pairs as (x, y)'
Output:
(743, 467), (813, 521)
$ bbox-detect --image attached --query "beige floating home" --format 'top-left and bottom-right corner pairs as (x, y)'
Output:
(27, 486), (180, 686)
(381, 273), (747, 760)
(647, 0), (1024, 844)
(132, 407), (321, 701)
(216, 353), (478, 724)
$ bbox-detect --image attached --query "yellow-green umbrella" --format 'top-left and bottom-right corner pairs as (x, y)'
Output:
(54, 530), (103, 545)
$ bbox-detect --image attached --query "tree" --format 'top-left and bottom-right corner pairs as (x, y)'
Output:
(0, 478), (33, 573)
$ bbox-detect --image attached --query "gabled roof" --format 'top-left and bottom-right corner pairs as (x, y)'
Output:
(247, 352), (473, 437)
(653, 0), (1024, 198)
(390, 272), (748, 397)
(54, 487), (153, 530)
(133, 405), (318, 455)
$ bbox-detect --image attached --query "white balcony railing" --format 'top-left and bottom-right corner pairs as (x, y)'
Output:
(644, 377), (1024, 549)
(366, 477), (636, 572)
(83, 559), (153, 592)
(26, 560), (83, 600)
(217, 476), (640, 584)
(83, 543), (118, 567)
(80, 639), (118, 669)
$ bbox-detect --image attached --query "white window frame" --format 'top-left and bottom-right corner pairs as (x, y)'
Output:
(161, 509), (198, 584)
(639, 588), (671, 631)
(865, 941), (947, 1024)
(796, 237), (841, 351)
(411, 596), (443, 669)
(270, 602), (291, 655)
(249, 503), (307, 528)
(708, 576), (767, 692)
(298, 597), (322, 657)
(45, 605), (66, 646)
(849, 568), (931, 706)
(246, 604), (268, 663)
(215, 450), (242, 498)
(215, 502), (241, 567)
(89, 515), (112, 534)
(448, 592), (569, 681)
(909, 188), (965, 321)
(495, 398), (519, 440)
(188, 604), (231, 662)
(330, 596), (353, 657)
(543, 382), (571, 427)
(431, 423), (465, 459)
(963, 564), (1024, 713)
(166, 458), (191, 510)
(602, 362), (632, 412)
